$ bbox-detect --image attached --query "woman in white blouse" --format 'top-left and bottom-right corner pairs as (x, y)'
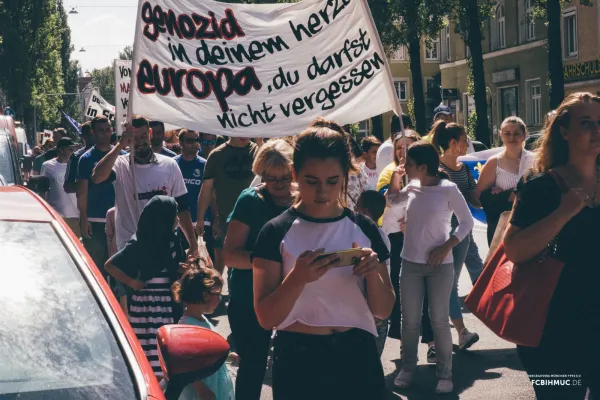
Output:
(474, 117), (535, 244)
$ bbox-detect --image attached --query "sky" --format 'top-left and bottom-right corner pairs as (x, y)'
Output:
(67, 1), (138, 73)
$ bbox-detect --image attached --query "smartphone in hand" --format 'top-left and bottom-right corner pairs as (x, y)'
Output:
(316, 248), (364, 267)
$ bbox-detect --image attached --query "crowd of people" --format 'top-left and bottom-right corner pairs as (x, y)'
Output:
(27, 92), (599, 400)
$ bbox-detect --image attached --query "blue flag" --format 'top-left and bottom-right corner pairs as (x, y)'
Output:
(61, 110), (82, 135)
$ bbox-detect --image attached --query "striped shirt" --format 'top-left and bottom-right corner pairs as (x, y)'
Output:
(439, 162), (476, 201)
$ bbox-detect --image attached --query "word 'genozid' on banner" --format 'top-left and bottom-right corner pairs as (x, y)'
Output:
(115, 59), (133, 136)
(129, 0), (401, 137)
(85, 89), (116, 121)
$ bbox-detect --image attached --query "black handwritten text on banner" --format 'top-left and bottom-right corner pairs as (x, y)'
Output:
(130, 0), (400, 137)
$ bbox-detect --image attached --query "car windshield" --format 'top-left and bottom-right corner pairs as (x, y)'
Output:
(0, 134), (16, 185)
(0, 221), (138, 399)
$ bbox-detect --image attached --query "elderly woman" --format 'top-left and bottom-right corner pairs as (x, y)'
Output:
(223, 139), (295, 400)
(504, 92), (600, 399)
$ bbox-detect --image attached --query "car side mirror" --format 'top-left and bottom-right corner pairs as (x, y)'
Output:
(158, 324), (229, 400)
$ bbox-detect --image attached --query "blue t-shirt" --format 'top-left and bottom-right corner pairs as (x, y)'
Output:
(160, 147), (177, 158)
(65, 146), (91, 187)
(177, 316), (234, 400)
(77, 146), (125, 221)
(174, 155), (210, 224)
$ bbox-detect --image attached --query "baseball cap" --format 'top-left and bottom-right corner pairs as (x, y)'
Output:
(56, 137), (75, 149)
(433, 103), (452, 116)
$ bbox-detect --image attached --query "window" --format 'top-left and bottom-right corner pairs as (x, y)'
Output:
(527, 79), (542, 125)
(563, 9), (578, 58)
(442, 25), (451, 61)
(394, 79), (408, 101)
(496, 5), (506, 49)
(392, 45), (407, 61)
(525, 0), (535, 40)
(425, 36), (440, 61)
(499, 86), (519, 121)
(357, 120), (370, 136)
(0, 221), (137, 399)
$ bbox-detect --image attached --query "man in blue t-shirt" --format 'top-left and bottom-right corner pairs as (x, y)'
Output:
(64, 122), (94, 194)
(77, 116), (125, 276)
(174, 128), (215, 261)
(149, 120), (177, 157)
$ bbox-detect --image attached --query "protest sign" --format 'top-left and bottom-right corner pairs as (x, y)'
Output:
(85, 89), (116, 121)
(115, 60), (132, 136)
(129, 0), (401, 137)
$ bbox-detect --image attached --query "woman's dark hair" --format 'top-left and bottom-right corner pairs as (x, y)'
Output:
(407, 140), (447, 178)
(294, 117), (355, 205)
(171, 266), (223, 305)
(430, 120), (466, 152)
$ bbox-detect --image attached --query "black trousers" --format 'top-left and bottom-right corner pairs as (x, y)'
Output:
(272, 329), (385, 400)
(227, 299), (271, 400)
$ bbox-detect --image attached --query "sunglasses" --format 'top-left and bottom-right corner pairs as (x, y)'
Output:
(182, 137), (201, 144)
(201, 139), (217, 146)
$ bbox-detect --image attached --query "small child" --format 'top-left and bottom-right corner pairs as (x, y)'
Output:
(171, 266), (235, 400)
(355, 190), (391, 357)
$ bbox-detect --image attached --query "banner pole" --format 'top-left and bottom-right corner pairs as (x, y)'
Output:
(127, 2), (145, 219)
(359, 0), (407, 162)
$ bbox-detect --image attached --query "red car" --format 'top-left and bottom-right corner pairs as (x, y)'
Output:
(0, 186), (229, 399)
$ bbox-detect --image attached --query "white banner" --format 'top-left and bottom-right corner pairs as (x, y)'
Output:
(114, 60), (132, 136)
(129, 0), (401, 137)
(85, 89), (116, 121)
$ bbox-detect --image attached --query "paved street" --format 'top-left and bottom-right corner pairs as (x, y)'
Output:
(210, 222), (536, 399)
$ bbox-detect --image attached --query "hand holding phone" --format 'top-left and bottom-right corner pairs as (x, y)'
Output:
(316, 248), (365, 267)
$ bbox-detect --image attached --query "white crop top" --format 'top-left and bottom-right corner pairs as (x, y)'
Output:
(252, 208), (391, 336)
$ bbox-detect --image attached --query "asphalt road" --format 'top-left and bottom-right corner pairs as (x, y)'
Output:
(210, 222), (537, 399)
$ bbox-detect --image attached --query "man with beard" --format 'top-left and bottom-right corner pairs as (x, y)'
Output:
(195, 136), (258, 275)
(91, 116), (198, 256)
(149, 120), (177, 157)
(77, 116), (124, 276)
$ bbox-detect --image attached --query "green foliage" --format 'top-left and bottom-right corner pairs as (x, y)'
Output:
(405, 97), (416, 129)
(449, 0), (494, 42)
(119, 46), (133, 60)
(90, 67), (116, 106)
(467, 110), (477, 141)
(0, 0), (81, 133)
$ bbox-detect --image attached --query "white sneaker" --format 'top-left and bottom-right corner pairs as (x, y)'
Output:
(458, 329), (480, 350)
(393, 369), (414, 389)
(436, 379), (454, 394)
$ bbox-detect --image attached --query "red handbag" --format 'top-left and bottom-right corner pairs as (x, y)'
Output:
(464, 171), (567, 347)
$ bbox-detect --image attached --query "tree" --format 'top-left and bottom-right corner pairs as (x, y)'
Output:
(57, 0), (83, 124)
(119, 45), (133, 60)
(90, 67), (116, 106)
(390, 1), (448, 134)
(530, 0), (592, 109)
(450, 0), (494, 147)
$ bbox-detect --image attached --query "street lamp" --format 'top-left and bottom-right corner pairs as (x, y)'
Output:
(69, 7), (78, 14)
(79, 47), (86, 52)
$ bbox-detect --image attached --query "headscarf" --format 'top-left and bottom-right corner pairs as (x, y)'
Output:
(110, 195), (182, 282)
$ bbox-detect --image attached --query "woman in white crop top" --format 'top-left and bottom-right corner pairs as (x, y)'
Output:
(387, 141), (474, 395)
(474, 117), (535, 244)
(252, 118), (395, 400)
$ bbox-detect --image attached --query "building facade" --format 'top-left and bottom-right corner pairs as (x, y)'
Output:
(439, 0), (599, 144)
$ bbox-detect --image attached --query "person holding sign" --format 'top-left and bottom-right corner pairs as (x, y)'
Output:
(252, 118), (394, 400)
(91, 116), (198, 257)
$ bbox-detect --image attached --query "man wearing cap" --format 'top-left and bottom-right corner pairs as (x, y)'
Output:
(40, 137), (80, 236)
(429, 103), (476, 154)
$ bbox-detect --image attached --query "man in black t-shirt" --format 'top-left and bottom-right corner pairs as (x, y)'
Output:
(32, 128), (68, 175)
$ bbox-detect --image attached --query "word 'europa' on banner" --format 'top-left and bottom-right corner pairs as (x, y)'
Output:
(129, 0), (401, 137)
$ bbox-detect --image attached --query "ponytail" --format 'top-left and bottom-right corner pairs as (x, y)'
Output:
(429, 120), (466, 152)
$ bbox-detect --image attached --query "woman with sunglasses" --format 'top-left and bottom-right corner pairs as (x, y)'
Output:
(474, 117), (535, 244)
(223, 140), (296, 400)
